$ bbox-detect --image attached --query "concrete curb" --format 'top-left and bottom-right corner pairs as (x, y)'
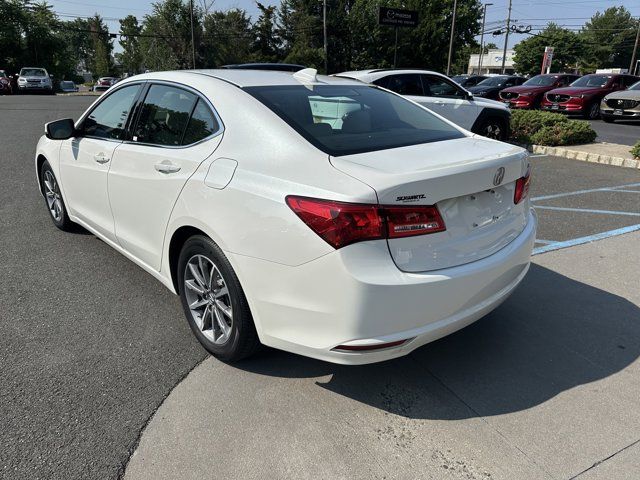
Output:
(531, 144), (640, 170)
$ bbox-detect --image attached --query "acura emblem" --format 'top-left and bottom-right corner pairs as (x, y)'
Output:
(493, 167), (505, 186)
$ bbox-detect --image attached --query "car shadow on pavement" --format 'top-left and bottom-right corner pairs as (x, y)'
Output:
(235, 264), (640, 419)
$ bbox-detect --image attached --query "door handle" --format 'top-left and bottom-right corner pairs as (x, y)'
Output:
(154, 162), (181, 174)
(94, 153), (110, 164)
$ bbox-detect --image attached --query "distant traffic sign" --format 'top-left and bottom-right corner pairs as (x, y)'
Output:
(378, 7), (418, 28)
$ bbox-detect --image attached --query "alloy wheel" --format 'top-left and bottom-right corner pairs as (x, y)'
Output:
(589, 103), (600, 119)
(43, 170), (63, 222)
(484, 123), (502, 140)
(184, 254), (233, 345)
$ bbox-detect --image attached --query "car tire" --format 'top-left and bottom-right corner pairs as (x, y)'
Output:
(584, 102), (600, 120)
(177, 235), (260, 362)
(40, 160), (75, 231)
(477, 117), (508, 141)
(601, 114), (614, 123)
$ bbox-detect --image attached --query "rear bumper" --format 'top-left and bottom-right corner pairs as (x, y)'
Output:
(229, 210), (537, 365)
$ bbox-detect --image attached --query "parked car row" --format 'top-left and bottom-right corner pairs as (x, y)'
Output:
(488, 72), (640, 121)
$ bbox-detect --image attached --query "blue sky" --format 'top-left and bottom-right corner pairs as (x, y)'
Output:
(46, 0), (639, 54)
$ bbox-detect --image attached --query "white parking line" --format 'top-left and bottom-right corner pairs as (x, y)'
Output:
(602, 189), (640, 193)
(534, 206), (640, 217)
(533, 224), (640, 255)
(532, 182), (640, 202)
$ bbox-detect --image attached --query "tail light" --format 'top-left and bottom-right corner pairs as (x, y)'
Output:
(286, 196), (446, 249)
(514, 168), (531, 204)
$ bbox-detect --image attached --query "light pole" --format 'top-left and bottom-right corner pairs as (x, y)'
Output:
(190, 0), (196, 69)
(478, 3), (493, 75)
(501, 0), (512, 74)
(323, 0), (328, 74)
(630, 19), (639, 75)
(446, 0), (458, 76)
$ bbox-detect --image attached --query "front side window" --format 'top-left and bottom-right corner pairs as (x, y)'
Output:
(421, 75), (461, 97)
(82, 84), (141, 140)
(374, 74), (424, 96)
(134, 85), (197, 146)
(246, 84), (464, 156)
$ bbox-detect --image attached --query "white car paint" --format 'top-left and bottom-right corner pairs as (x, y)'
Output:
(336, 69), (510, 131)
(35, 69), (535, 365)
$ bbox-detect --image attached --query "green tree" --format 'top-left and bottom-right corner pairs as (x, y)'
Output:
(117, 15), (143, 75)
(140, 0), (202, 70)
(251, 3), (280, 62)
(202, 9), (253, 67)
(88, 15), (114, 77)
(513, 24), (583, 76)
(581, 7), (638, 70)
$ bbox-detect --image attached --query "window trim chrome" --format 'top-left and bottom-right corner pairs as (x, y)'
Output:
(124, 79), (225, 150)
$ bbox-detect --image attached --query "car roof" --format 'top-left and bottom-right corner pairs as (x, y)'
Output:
(337, 69), (443, 79)
(124, 69), (366, 88)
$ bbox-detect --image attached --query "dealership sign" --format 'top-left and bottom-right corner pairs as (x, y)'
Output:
(378, 7), (419, 28)
(541, 46), (554, 74)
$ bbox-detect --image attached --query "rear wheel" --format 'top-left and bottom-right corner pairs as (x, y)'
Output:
(40, 160), (74, 231)
(478, 117), (508, 141)
(177, 235), (260, 362)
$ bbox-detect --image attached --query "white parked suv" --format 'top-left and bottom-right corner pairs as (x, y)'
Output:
(336, 69), (512, 141)
(35, 69), (535, 364)
(17, 67), (53, 94)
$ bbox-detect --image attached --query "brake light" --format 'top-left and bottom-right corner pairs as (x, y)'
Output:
(286, 196), (446, 249)
(514, 168), (531, 204)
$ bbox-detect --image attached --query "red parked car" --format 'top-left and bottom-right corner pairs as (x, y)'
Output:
(0, 70), (13, 95)
(541, 73), (639, 119)
(500, 74), (580, 109)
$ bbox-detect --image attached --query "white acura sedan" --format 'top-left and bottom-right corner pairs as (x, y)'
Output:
(36, 69), (536, 365)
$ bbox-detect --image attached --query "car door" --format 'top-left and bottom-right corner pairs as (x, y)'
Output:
(59, 83), (142, 242)
(108, 83), (223, 271)
(418, 74), (479, 130)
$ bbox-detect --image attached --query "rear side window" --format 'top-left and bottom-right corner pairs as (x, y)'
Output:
(182, 99), (219, 145)
(134, 85), (197, 146)
(246, 84), (464, 156)
(374, 74), (424, 96)
(82, 84), (141, 140)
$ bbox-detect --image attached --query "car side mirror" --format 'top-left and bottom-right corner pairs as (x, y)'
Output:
(464, 91), (473, 100)
(45, 118), (76, 140)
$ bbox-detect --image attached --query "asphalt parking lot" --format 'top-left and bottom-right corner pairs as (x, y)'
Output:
(585, 119), (639, 146)
(1, 95), (640, 480)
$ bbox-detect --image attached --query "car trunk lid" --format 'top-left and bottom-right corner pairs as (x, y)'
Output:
(330, 136), (530, 272)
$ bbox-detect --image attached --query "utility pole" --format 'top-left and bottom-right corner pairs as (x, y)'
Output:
(190, 0), (196, 69)
(446, 0), (458, 76)
(501, 0), (512, 74)
(630, 19), (640, 75)
(478, 3), (493, 75)
(323, 0), (328, 74)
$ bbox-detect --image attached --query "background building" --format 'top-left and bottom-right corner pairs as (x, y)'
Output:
(467, 49), (515, 75)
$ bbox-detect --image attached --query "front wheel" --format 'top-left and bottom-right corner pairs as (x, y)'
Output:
(477, 117), (508, 141)
(40, 160), (75, 231)
(584, 102), (600, 120)
(177, 235), (260, 362)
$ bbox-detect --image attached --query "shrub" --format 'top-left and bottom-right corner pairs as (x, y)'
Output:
(509, 110), (568, 144)
(631, 141), (640, 159)
(529, 120), (597, 146)
(509, 109), (596, 146)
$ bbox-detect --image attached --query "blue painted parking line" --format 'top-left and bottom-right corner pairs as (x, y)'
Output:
(533, 206), (640, 217)
(533, 224), (640, 255)
(532, 182), (640, 202)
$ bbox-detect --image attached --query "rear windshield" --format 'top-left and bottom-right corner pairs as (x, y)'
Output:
(244, 85), (464, 156)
